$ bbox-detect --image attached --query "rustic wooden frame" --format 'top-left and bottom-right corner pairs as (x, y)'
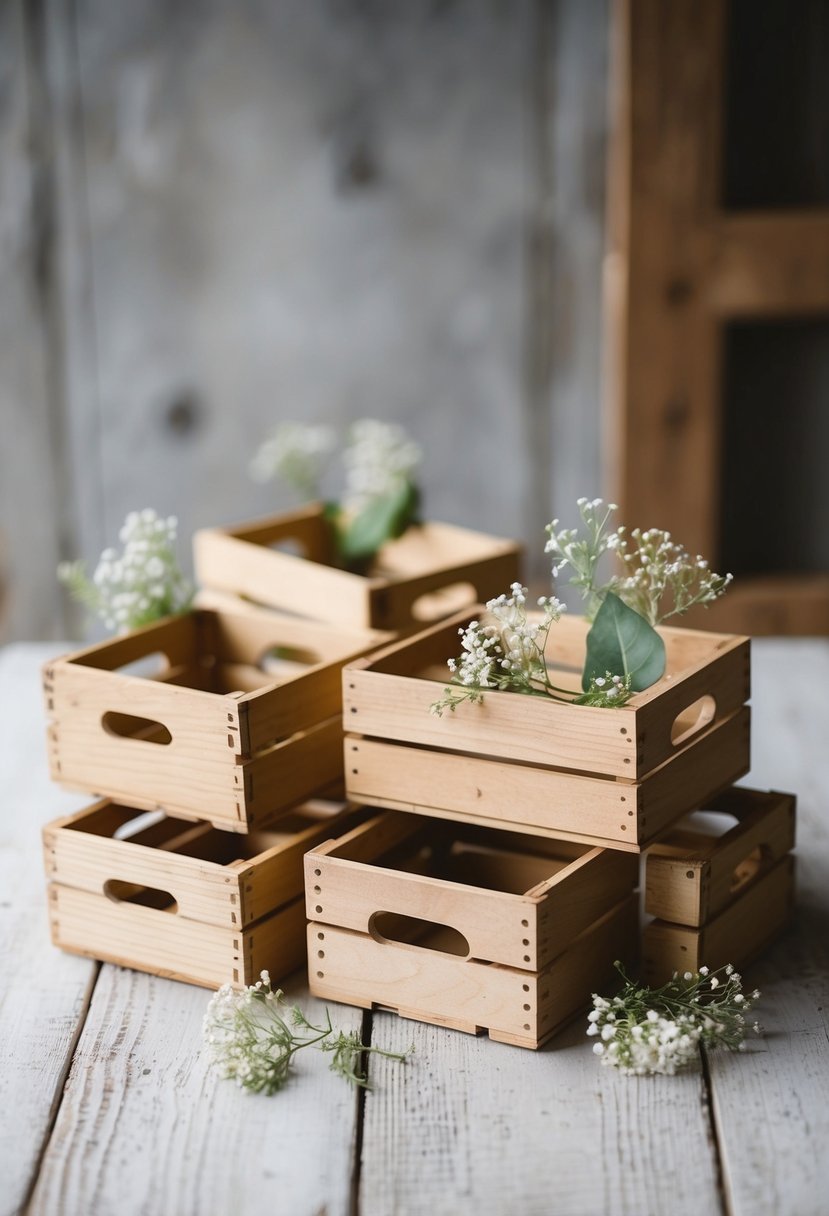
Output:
(604, 0), (829, 634)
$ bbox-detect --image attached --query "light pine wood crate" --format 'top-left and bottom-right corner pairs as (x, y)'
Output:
(641, 786), (797, 983)
(343, 608), (752, 852)
(645, 786), (796, 926)
(44, 797), (361, 989)
(642, 855), (796, 984)
(43, 604), (388, 832)
(304, 811), (639, 1048)
(193, 503), (523, 633)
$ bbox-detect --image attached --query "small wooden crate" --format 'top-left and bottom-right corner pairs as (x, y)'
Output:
(305, 812), (639, 1048)
(44, 797), (361, 989)
(43, 603), (387, 831)
(343, 609), (752, 852)
(645, 787), (796, 926)
(642, 787), (796, 982)
(642, 857), (795, 983)
(193, 504), (523, 633)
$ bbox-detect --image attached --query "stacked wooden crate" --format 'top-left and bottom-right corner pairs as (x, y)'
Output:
(42, 511), (522, 990)
(642, 787), (796, 983)
(41, 601), (386, 987)
(301, 605), (794, 1047)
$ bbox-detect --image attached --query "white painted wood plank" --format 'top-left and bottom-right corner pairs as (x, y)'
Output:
(360, 1013), (722, 1216)
(707, 639), (829, 1216)
(29, 966), (363, 1216)
(0, 645), (97, 1216)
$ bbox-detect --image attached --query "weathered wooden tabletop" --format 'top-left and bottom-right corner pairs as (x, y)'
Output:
(2, 640), (828, 1216)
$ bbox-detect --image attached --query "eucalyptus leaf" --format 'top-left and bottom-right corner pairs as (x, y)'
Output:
(582, 591), (665, 692)
(338, 478), (420, 568)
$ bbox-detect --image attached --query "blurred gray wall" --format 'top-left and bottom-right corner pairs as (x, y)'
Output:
(0, 0), (609, 642)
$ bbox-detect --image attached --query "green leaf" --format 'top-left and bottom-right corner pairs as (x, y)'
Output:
(337, 478), (420, 568)
(582, 591), (665, 692)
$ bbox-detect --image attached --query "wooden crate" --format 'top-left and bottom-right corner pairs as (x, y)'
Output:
(304, 811), (639, 1049)
(642, 855), (796, 984)
(343, 609), (751, 852)
(193, 503), (523, 633)
(43, 603), (387, 831)
(309, 896), (638, 1050)
(645, 787), (796, 926)
(44, 797), (361, 989)
(304, 812), (638, 971)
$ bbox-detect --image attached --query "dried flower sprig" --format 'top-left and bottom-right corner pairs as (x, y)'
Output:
(203, 973), (410, 1095)
(250, 418), (422, 571)
(609, 527), (733, 626)
(545, 498), (732, 626)
(588, 962), (760, 1076)
(249, 422), (336, 499)
(58, 508), (193, 634)
(430, 583), (632, 716)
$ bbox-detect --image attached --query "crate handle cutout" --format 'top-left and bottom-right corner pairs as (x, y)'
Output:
(103, 879), (178, 913)
(258, 644), (321, 678)
(411, 582), (478, 623)
(101, 712), (173, 745)
(670, 695), (717, 747)
(731, 844), (774, 896)
(369, 911), (471, 958)
(265, 537), (309, 558)
(112, 651), (172, 680)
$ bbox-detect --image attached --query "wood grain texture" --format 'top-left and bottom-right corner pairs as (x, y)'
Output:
(359, 1013), (723, 1216)
(706, 638), (829, 1216)
(0, 645), (96, 1216)
(28, 967), (362, 1216)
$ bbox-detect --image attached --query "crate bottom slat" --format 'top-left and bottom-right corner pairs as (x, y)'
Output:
(48, 883), (307, 989)
(308, 894), (638, 1050)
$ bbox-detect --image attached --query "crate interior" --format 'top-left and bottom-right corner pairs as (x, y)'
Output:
(65, 609), (358, 716)
(69, 798), (349, 865)
(333, 818), (587, 897)
(371, 608), (739, 702)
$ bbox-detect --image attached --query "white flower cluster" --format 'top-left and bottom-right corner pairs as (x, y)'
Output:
(203, 974), (287, 1093)
(342, 419), (422, 514)
(58, 508), (192, 634)
(545, 498), (732, 625)
(588, 964), (761, 1077)
(249, 422), (336, 496)
(431, 583), (629, 715)
(610, 527), (733, 626)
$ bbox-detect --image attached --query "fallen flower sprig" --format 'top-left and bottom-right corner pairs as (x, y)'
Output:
(203, 973), (410, 1095)
(588, 962), (761, 1076)
(430, 583), (632, 716)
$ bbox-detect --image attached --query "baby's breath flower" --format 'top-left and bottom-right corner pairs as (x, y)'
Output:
(587, 963), (761, 1077)
(249, 421), (336, 496)
(341, 419), (422, 514)
(203, 972), (409, 1096)
(430, 585), (631, 715)
(545, 499), (732, 626)
(58, 509), (193, 635)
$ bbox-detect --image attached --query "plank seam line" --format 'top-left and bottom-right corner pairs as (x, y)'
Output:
(348, 1008), (372, 1216)
(21, 961), (101, 1215)
(700, 1044), (733, 1216)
